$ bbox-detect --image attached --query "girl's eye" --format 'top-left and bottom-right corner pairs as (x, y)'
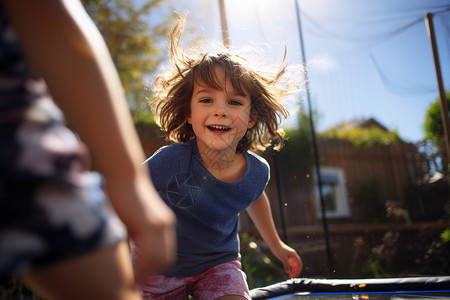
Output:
(200, 98), (212, 103)
(229, 100), (243, 106)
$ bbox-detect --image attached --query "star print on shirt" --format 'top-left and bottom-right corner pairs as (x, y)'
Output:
(165, 172), (202, 208)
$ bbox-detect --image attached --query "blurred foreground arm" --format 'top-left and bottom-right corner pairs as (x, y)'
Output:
(3, 0), (176, 282)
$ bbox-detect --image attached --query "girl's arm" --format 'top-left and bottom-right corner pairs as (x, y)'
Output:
(3, 0), (176, 282)
(246, 191), (302, 278)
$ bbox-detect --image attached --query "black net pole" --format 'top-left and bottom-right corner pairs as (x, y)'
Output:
(294, 0), (334, 275)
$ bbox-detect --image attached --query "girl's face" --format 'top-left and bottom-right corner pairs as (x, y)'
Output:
(187, 66), (256, 153)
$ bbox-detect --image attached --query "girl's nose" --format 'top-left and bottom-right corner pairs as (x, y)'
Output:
(214, 101), (227, 117)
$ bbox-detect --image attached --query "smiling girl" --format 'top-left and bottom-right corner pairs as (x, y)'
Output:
(131, 14), (303, 300)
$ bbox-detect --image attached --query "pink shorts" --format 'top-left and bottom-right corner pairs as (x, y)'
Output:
(140, 259), (251, 300)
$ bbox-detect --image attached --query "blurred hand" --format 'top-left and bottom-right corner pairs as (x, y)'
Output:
(107, 171), (176, 283)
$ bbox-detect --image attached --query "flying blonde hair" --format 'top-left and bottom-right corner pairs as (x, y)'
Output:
(150, 14), (302, 152)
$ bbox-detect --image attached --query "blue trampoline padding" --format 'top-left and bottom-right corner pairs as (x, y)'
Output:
(249, 276), (450, 300)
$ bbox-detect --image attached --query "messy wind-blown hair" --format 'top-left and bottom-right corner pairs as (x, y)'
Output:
(150, 14), (302, 152)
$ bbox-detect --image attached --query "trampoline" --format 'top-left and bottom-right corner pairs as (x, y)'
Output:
(249, 276), (450, 299)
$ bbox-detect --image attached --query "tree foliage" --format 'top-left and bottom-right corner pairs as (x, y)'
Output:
(81, 0), (176, 122)
(423, 91), (450, 172)
(278, 106), (314, 182)
(424, 91), (450, 144)
(319, 123), (400, 148)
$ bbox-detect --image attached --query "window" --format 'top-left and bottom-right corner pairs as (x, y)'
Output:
(315, 166), (350, 218)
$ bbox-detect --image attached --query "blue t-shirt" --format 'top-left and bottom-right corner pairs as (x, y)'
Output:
(146, 139), (269, 277)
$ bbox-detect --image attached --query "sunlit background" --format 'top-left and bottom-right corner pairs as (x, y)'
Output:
(142, 0), (450, 143)
(134, 0), (450, 287)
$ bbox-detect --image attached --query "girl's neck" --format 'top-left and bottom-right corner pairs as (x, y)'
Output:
(196, 141), (247, 183)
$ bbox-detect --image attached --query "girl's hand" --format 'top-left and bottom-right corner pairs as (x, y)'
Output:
(288, 256), (302, 279)
(246, 193), (302, 278)
(271, 243), (303, 279)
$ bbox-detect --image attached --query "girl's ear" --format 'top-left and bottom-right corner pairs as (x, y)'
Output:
(248, 112), (257, 128)
(186, 106), (192, 124)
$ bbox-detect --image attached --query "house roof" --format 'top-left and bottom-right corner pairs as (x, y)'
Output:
(333, 118), (389, 131)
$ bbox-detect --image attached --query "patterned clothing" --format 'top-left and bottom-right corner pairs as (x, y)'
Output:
(0, 4), (126, 276)
(141, 258), (251, 300)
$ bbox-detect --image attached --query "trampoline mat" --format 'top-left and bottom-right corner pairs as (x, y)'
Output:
(268, 290), (450, 299)
(249, 277), (450, 300)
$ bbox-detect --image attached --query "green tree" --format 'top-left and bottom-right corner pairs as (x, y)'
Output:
(424, 91), (450, 142)
(424, 91), (450, 171)
(319, 122), (400, 149)
(278, 105), (314, 182)
(81, 0), (175, 123)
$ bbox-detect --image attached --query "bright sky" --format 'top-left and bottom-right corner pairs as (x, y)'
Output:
(145, 0), (450, 142)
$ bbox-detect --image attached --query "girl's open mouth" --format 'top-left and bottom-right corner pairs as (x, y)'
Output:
(207, 125), (231, 132)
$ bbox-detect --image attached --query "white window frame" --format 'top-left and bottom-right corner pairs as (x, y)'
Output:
(314, 166), (350, 218)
